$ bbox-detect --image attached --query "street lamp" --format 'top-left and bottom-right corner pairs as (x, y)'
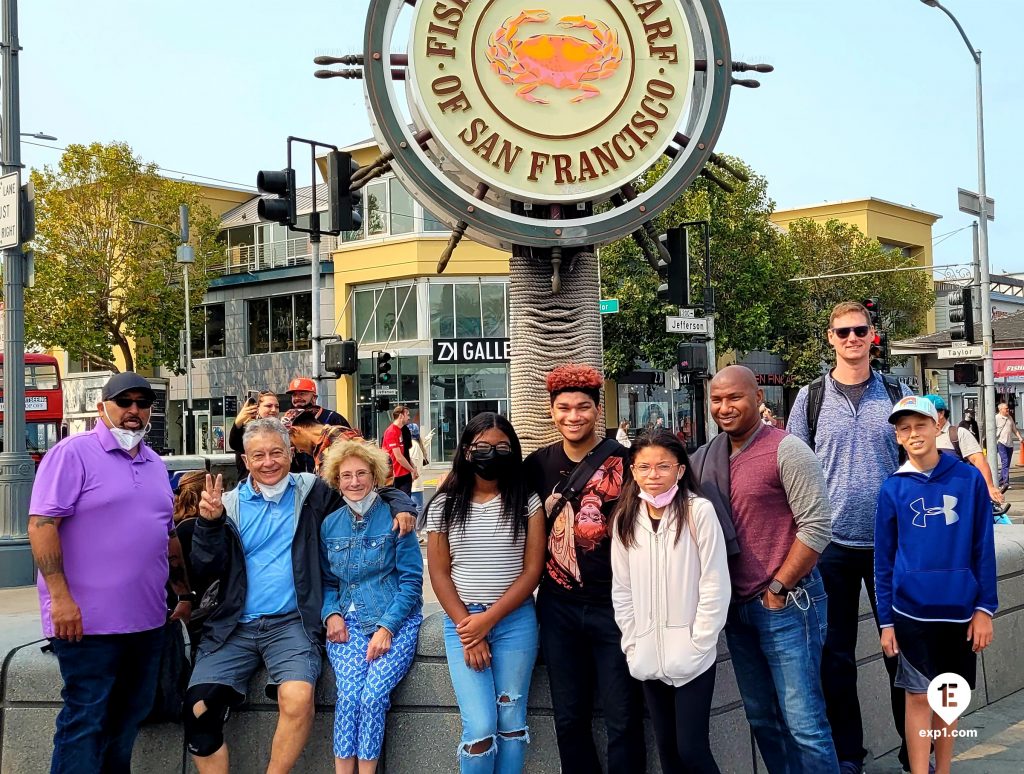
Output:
(131, 205), (196, 454)
(20, 131), (56, 141)
(919, 0), (998, 476)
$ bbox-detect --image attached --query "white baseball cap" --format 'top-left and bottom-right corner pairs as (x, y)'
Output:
(888, 395), (939, 424)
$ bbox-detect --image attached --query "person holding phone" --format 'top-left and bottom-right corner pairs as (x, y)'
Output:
(228, 390), (279, 478)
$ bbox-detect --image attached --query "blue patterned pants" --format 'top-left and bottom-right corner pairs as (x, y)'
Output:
(327, 613), (422, 761)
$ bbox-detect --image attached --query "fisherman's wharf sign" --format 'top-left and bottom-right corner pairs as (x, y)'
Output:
(408, 0), (694, 202)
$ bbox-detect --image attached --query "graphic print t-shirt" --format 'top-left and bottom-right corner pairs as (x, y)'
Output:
(524, 441), (628, 605)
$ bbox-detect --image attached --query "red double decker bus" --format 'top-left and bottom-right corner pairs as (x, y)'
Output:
(0, 353), (65, 464)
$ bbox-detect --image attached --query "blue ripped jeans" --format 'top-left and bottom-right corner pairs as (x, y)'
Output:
(443, 598), (539, 774)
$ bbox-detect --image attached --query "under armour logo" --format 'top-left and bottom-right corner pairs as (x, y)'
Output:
(910, 496), (959, 528)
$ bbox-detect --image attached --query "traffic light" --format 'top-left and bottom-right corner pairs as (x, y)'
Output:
(947, 288), (976, 343)
(327, 150), (363, 233)
(657, 227), (690, 306)
(376, 351), (393, 385)
(863, 298), (881, 328)
(870, 331), (890, 372)
(952, 362), (979, 386)
(256, 168), (297, 227)
(676, 342), (709, 375)
(324, 339), (358, 376)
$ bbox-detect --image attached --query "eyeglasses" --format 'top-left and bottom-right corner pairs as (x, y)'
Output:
(468, 442), (513, 459)
(829, 325), (871, 339)
(339, 470), (373, 483)
(111, 397), (154, 409)
(632, 462), (681, 477)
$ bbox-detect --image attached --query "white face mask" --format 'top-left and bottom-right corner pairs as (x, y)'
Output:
(102, 405), (148, 451)
(344, 490), (378, 517)
(254, 474), (291, 503)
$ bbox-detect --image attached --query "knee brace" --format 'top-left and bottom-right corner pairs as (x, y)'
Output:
(183, 684), (239, 757)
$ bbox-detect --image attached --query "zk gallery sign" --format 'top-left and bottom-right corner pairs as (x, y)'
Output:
(408, 0), (694, 203)
(433, 338), (512, 364)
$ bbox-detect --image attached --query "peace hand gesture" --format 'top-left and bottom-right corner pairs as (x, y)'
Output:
(199, 474), (225, 520)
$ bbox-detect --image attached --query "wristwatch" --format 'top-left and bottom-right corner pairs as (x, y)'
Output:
(176, 592), (197, 605)
(767, 578), (788, 596)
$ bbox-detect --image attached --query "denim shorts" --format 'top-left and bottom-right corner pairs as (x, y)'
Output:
(189, 611), (321, 695)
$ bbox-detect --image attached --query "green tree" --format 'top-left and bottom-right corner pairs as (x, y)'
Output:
(24, 142), (221, 373)
(781, 218), (933, 384)
(600, 155), (805, 378)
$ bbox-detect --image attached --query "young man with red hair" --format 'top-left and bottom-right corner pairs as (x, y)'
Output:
(523, 364), (646, 774)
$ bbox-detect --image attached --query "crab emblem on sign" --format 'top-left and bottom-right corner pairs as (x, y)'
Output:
(486, 11), (623, 105)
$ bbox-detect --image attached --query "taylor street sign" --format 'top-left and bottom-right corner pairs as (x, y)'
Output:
(957, 188), (995, 221)
(433, 337), (511, 364)
(599, 299), (620, 314)
(666, 316), (709, 334)
(938, 345), (984, 360)
(0, 172), (20, 250)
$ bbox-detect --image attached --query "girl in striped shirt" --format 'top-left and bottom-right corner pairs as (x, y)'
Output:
(426, 412), (546, 774)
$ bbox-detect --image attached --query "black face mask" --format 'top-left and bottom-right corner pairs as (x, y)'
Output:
(471, 452), (508, 481)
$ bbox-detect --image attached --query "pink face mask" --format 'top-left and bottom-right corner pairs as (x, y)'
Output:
(639, 483), (679, 509)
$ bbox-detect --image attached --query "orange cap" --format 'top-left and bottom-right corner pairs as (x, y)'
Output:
(286, 377), (317, 394)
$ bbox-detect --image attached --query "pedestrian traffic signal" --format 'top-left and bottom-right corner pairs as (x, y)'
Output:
(947, 288), (976, 343)
(870, 332), (890, 372)
(324, 339), (358, 376)
(376, 351), (393, 385)
(952, 362), (979, 386)
(676, 342), (708, 375)
(256, 168), (297, 227)
(327, 150), (363, 233)
(863, 298), (881, 328)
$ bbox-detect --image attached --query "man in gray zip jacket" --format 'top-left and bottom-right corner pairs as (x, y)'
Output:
(183, 418), (416, 774)
(787, 301), (913, 774)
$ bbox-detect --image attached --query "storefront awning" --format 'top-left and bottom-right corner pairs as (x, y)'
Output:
(993, 350), (1024, 379)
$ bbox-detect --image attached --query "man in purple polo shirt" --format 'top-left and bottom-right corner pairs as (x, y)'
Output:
(28, 372), (192, 774)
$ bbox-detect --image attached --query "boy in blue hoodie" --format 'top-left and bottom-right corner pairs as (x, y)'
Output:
(875, 395), (997, 774)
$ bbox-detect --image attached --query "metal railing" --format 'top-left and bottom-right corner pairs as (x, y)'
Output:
(209, 235), (340, 275)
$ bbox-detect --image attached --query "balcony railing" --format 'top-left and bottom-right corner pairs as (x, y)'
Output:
(209, 236), (340, 275)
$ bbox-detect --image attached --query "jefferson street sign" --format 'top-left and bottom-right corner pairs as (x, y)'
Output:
(938, 345), (983, 360)
(666, 316), (709, 334)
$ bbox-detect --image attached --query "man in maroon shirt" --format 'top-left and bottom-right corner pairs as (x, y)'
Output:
(693, 365), (837, 772)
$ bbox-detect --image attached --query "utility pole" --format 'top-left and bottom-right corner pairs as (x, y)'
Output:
(0, 0), (35, 586)
(310, 211), (322, 398)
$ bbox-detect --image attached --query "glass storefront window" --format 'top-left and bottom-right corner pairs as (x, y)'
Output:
(481, 283), (506, 337)
(430, 283), (455, 338)
(294, 293), (312, 351)
(354, 290), (374, 342)
(270, 296), (293, 352)
(396, 285), (417, 340)
(455, 284), (482, 338)
(390, 179), (416, 235)
(247, 299), (270, 354)
(375, 287), (397, 342)
(366, 181), (387, 236)
(428, 362), (510, 463)
(353, 285), (418, 345)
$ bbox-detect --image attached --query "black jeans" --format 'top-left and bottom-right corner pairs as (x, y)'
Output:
(643, 663), (720, 774)
(392, 473), (413, 495)
(819, 543), (907, 768)
(49, 626), (165, 774)
(537, 589), (646, 774)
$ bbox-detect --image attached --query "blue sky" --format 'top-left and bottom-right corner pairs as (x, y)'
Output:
(18, 0), (1023, 272)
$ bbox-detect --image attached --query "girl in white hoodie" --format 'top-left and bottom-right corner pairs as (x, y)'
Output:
(611, 431), (730, 774)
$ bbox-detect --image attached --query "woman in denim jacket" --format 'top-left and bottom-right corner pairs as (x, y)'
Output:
(320, 440), (423, 773)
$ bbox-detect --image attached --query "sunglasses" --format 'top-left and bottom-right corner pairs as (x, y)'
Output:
(830, 325), (871, 339)
(111, 397), (154, 409)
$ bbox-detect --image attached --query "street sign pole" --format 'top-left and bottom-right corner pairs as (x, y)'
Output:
(0, 0), (36, 586)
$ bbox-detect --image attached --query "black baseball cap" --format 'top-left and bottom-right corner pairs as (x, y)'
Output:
(102, 372), (156, 402)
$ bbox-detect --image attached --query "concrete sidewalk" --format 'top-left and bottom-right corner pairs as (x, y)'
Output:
(868, 689), (1024, 773)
